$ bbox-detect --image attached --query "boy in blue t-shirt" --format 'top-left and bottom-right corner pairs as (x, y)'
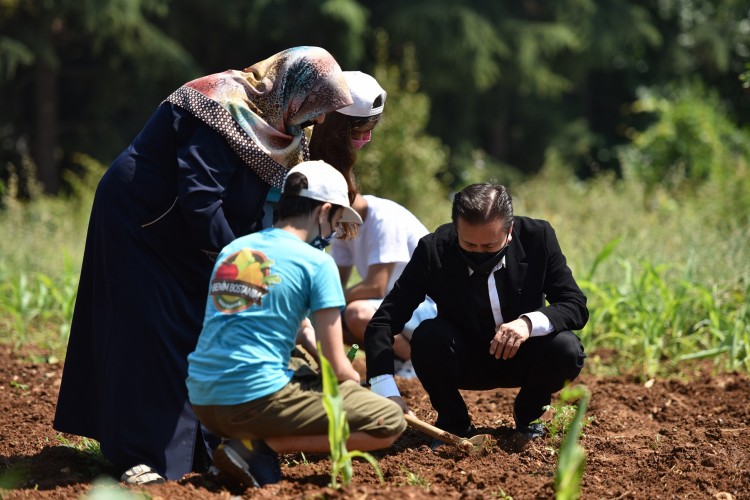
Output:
(187, 160), (406, 489)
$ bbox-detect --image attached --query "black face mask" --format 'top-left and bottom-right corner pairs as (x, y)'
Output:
(460, 246), (509, 275)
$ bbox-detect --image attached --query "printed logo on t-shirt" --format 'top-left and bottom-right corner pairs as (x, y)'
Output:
(210, 248), (280, 313)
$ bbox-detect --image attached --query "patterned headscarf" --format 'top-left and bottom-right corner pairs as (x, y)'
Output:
(165, 46), (352, 187)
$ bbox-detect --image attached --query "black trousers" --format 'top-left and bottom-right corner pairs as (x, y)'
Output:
(410, 317), (586, 434)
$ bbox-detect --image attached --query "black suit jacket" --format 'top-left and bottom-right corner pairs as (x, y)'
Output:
(364, 216), (589, 380)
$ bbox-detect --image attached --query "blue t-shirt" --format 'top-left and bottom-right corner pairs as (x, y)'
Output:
(187, 228), (345, 405)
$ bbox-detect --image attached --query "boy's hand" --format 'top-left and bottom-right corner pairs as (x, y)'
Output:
(295, 319), (319, 363)
(336, 365), (361, 384)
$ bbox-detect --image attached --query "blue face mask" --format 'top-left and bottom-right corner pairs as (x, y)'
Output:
(309, 223), (335, 250)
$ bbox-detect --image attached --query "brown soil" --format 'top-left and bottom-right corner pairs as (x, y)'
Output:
(1, 344), (748, 499)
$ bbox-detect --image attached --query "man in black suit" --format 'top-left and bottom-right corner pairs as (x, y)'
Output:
(364, 183), (588, 445)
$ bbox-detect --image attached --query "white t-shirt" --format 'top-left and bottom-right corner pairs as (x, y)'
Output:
(331, 195), (428, 293)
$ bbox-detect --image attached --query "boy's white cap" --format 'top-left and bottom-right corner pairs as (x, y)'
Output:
(283, 160), (363, 224)
(336, 71), (387, 117)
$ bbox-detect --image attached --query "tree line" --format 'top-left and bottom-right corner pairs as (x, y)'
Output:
(1, 0), (749, 200)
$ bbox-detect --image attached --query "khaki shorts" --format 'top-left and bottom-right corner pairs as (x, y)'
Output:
(193, 359), (406, 440)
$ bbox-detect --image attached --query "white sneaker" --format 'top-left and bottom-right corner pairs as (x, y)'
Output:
(394, 359), (417, 379)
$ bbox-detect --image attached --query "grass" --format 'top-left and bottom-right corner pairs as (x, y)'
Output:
(56, 435), (103, 458)
(1, 164), (748, 378)
(513, 168), (750, 377)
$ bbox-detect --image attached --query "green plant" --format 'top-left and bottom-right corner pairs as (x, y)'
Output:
(318, 343), (383, 489)
(284, 452), (309, 466)
(0, 466), (27, 490)
(554, 385), (590, 500)
(0, 268), (78, 355)
(399, 466), (430, 490)
(619, 82), (750, 192)
(83, 477), (151, 499)
(649, 433), (663, 452)
(492, 487), (514, 499)
(676, 275), (750, 372)
(741, 62), (750, 88)
(575, 239), (750, 378)
(56, 434), (103, 460)
(53, 434), (109, 480)
(540, 386), (594, 449)
(9, 379), (29, 391)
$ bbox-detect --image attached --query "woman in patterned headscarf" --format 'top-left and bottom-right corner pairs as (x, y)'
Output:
(53, 46), (352, 486)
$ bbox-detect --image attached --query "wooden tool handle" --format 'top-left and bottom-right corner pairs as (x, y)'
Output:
(404, 413), (461, 444)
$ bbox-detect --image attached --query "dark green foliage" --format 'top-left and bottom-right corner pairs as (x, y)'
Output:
(1, 0), (749, 199)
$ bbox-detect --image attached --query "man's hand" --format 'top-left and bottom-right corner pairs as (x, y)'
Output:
(388, 396), (413, 416)
(489, 317), (531, 360)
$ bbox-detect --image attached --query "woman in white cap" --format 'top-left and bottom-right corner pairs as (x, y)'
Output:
(187, 160), (406, 489)
(260, 71), (385, 229)
(308, 70), (387, 202)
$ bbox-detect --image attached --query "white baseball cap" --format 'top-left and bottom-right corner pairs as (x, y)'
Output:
(336, 71), (387, 117)
(283, 160), (363, 224)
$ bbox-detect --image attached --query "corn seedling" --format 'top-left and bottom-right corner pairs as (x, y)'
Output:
(578, 256), (750, 378)
(554, 385), (591, 500)
(318, 343), (383, 489)
(285, 452), (309, 466)
(0, 269), (78, 354)
(9, 379), (29, 391)
(540, 387), (595, 452)
(399, 466), (430, 490)
(676, 275), (750, 372)
(492, 487), (513, 500)
(649, 434), (664, 452)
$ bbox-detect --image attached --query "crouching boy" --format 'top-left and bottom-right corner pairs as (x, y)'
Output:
(186, 160), (406, 489)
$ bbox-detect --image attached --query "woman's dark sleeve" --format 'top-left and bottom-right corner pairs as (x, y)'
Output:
(174, 121), (242, 252)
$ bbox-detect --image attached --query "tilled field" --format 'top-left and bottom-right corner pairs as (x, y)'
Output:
(1, 344), (748, 499)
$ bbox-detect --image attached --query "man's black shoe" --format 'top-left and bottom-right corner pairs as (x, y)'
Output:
(516, 422), (545, 440)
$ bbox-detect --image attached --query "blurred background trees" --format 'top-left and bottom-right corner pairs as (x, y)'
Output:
(1, 0), (749, 217)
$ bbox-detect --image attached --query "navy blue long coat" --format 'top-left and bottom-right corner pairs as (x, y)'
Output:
(53, 102), (270, 479)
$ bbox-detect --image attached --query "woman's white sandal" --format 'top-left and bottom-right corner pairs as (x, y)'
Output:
(120, 464), (165, 485)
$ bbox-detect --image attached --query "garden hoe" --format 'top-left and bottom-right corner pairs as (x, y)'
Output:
(404, 414), (495, 455)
